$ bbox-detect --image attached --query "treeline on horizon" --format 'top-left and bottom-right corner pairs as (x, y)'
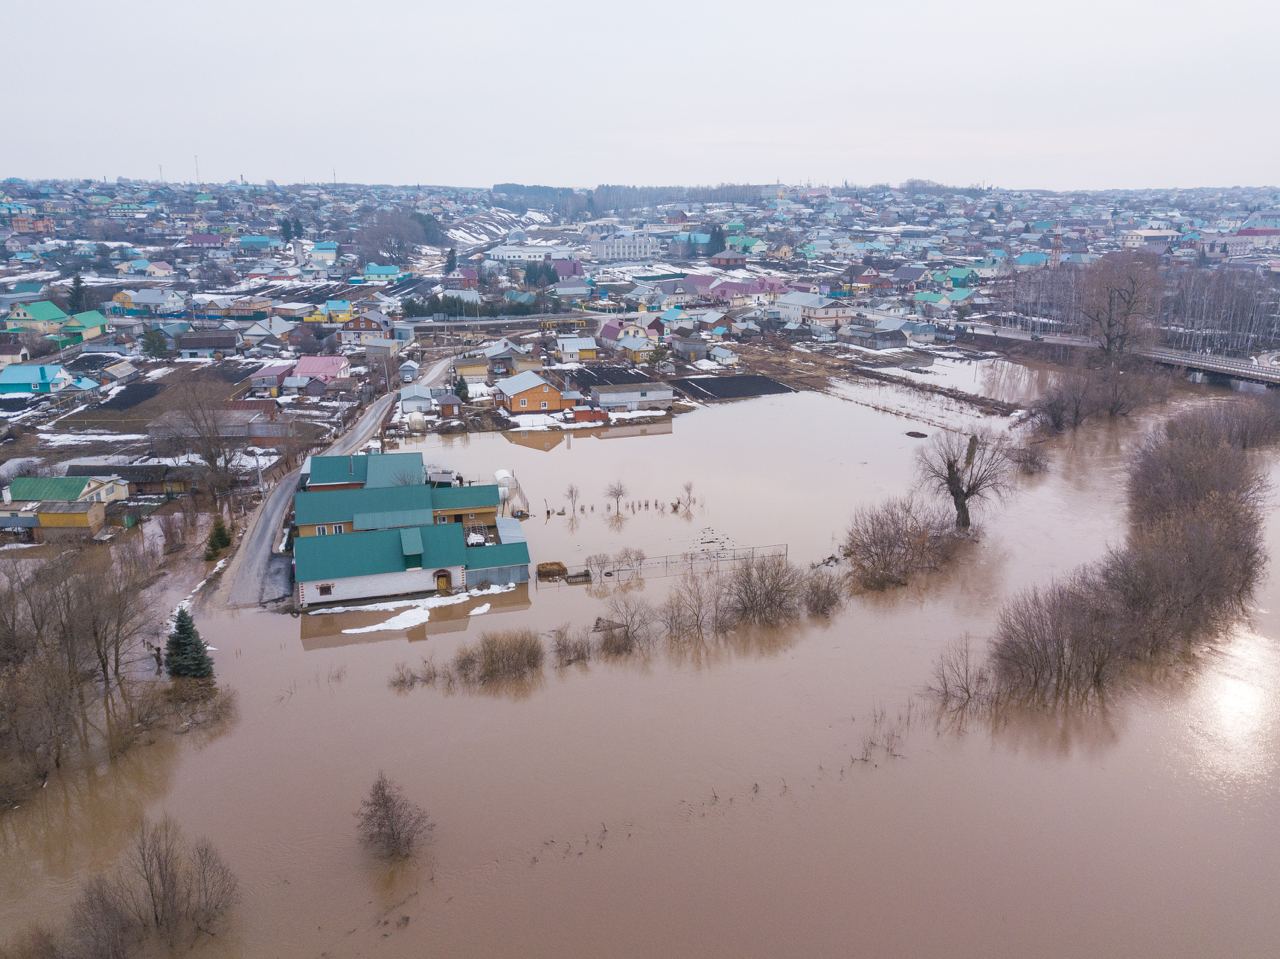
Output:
(489, 179), (1000, 216)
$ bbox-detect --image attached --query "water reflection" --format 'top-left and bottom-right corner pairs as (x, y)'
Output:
(1180, 628), (1280, 793)
(300, 584), (534, 650)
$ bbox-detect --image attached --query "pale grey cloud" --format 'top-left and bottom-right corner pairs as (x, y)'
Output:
(5, 0), (1276, 189)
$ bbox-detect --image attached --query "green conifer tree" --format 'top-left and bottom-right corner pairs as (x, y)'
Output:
(165, 607), (214, 679)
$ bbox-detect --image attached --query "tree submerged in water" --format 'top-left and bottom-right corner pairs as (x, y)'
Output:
(166, 607), (215, 680)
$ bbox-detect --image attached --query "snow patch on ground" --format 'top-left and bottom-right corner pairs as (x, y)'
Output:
(468, 603), (491, 616)
(313, 584), (517, 634)
(40, 432), (147, 447)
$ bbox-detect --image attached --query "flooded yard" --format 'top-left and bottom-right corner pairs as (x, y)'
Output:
(2, 372), (1279, 958)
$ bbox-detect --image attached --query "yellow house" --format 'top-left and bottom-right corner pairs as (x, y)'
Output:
(5, 300), (68, 336)
(35, 501), (106, 539)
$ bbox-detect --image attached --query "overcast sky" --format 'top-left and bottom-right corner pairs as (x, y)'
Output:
(6, 0), (1276, 190)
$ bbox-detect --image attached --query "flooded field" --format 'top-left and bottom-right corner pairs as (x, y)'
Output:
(2, 370), (1279, 958)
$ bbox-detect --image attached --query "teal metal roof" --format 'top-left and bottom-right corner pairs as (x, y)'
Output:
(294, 523), (467, 582)
(465, 542), (531, 569)
(293, 523), (527, 584)
(400, 527), (423, 557)
(364, 452), (424, 488)
(8, 475), (90, 502)
(354, 508), (436, 531)
(15, 301), (67, 323)
(432, 485), (500, 510)
(307, 454), (368, 486)
(294, 484), (434, 526)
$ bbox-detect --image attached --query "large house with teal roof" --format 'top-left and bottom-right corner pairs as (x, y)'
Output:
(291, 452), (529, 607)
(0, 364), (74, 394)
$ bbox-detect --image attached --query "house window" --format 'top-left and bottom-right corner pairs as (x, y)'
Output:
(540, 401), (548, 410)
(316, 525), (328, 535)
(318, 584), (333, 597)
(519, 398), (527, 407)
(332, 525), (343, 534)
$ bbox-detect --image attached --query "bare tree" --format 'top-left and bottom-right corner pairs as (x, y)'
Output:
(165, 379), (244, 498)
(680, 480), (695, 511)
(1078, 252), (1160, 355)
(605, 481), (627, 512)
(916, 431), (1012, 530)
(565, 484), (580, 512)
(357, 771), (433, 859)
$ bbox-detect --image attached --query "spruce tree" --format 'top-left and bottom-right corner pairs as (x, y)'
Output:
(68, 273), (87, 313)
(445, 247), (457, 273)
(206, 515), (231, 559)
(454, 376), (469, 402)
(165, 608), (214, 679)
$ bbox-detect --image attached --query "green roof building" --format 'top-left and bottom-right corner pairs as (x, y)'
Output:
(7, 475), (92, 502)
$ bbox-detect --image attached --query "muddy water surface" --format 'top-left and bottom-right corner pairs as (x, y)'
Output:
(2, 382), (1278, 958)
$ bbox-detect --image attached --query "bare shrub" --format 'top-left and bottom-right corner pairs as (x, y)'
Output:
(722, 555), (804, 627)
(584, 553), (611, 581)
(977, 405), (1271, 707)
(1206, 396), (1280, 450)
(550, 624), (592, 667)
(802, 569), (843, 617)
(989, 570), (1120, 703)
(452, 630), (544, 684)
(599, 595), (656, 656)
(157, 511), (185, 554)
(843, 496), (957, 590)
(56, 816), (238, 957)
(357, 771), (433, 859)
(930, 637), (992, 708)
(1008, 443), (1049, 475)
(614, 546), (647, 573)
(1128, 415), (1267, 524)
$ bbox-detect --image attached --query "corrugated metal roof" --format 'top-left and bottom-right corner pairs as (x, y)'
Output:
(8, 476), (89, 501)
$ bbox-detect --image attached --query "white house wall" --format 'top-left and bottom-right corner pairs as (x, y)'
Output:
(297, 564), (463, 608)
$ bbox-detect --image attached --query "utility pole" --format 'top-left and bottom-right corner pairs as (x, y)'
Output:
(194, 154), (200, 184)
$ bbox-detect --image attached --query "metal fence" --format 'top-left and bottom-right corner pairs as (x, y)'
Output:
(538, 543), (789, 589)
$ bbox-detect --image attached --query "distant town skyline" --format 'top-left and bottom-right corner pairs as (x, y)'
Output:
(6, 0), (1277, 192)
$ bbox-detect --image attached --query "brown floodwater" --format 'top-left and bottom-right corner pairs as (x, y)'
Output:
(2, 373), (1279, 958)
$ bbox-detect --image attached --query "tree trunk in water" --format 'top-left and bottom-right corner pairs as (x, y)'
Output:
(952, 493), (971, 530)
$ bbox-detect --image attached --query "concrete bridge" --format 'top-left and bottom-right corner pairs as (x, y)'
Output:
(1132, 347), (1280, 386)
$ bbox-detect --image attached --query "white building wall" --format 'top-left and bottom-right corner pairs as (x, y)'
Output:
(296, 564), (463, 608)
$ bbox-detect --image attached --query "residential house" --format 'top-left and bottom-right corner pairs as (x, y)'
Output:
(589, 382), (675, 412)
(251, 362), (295, 393)
(243, 316), (297, 344)
(0, 336), (31, 369)
(614, 335), (656, 363)
(5, 300), (67, 336)
(709, 249), (747, 268)
(64, 463), (197, 497)
(113, 289), (186, 316)
(176, 331), (242, 359)
(340, 313), (388, 345)
(0, 363), (73, 394)
(399, 359), (420, 383)
(59, 310), (111, 344)
(293, 354), (351, 383)
(554, 336), (598, 363)
(494, 370), (573, 414)
(303, 451), (427, 492)
(310, 241), (339, 266)
(775, 291), (854, 326)
(668, 335), (710, 362)
(362, 263), (407, 283)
